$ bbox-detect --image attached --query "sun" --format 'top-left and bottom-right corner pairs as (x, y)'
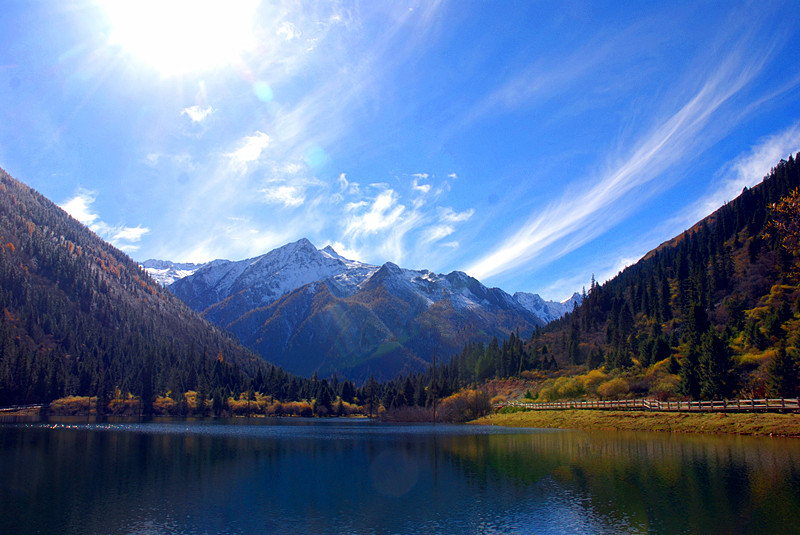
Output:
(100, 0), (259, 75)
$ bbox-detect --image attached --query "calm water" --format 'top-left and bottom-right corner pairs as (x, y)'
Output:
(1, 418), (799, 534)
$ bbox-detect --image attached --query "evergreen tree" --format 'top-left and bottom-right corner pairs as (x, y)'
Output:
(679, 348), (701, 399)
(698, 330), (734, 400)
(766, 347), (799, 397)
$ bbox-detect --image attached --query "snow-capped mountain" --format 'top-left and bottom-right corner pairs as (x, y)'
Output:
(168, 238), (378, 317)
(141, 259), (207, 286)
(513, 291), (584, 323)
(160, 238), (579, 379)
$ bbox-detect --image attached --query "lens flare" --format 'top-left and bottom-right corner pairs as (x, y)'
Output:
(254, 81), (274, 102)
(305, 145), (328, 169)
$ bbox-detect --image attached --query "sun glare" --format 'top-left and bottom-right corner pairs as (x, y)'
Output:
(100, 0), (259, 75)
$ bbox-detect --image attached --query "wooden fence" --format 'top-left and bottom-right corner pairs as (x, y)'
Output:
(499, 398), (800, 413)
(0, 404), (48, 413)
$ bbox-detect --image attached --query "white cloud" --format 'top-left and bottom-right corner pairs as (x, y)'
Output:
(181, 105), (213, 123)
(330, 169), (476, 267)
(412, 178), (431, 195)
(328, 241), (363, 261)
(226, 131), (271, 170)
(61, 189), (99, 225)
(111, 225), (150, 243)
(440, 207), (474, 223)
(60, 190), (149, 252)
(280, 162), (305, 175)
(173, 220), (295, 263)
(421, 224), (454, 244)
(277, 21), (300, 40)
(345, 200), (369, 211)
(346, 190), (405, 236)
(420, 206), (474, 245)
(262, 185), (306, 207)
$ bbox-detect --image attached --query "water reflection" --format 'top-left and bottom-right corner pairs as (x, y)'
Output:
(1, 419), (798, 534)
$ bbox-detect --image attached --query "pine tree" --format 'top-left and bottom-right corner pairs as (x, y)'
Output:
(679, 348), (701, 399)
(698, 330), (734, 400)
(766, 346), (799, 397)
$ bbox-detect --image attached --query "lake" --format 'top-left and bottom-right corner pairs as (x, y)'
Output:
(1, 417), (799, 534)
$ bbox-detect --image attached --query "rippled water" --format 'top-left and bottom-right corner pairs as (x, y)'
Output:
(2, 417), (799, 534)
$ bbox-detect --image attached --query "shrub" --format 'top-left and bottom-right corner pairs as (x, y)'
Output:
(153, 395), (177, 415)
(649, 375), (680, 400)
(490, 394), (507, 405)
(50, 395), (91, 415)
(581, 369), (608, 395)
(438, 389), (492, 422)
(282, 401), (313, 417)
(537, 377), (584, 401)
(597, 377), (630, 399)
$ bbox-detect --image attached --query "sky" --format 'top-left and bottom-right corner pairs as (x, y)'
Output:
(1, 1), (800, 301)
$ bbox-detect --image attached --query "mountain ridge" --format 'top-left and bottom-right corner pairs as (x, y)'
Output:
(517, 153), (800, 401)
(161, 239), (577, 379)
(147, 242), (579, 322)
(0, 166), (274, 408)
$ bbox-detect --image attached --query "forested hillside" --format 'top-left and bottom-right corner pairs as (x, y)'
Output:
(0, 168), (271, 409)
(519, 154), (800, 401)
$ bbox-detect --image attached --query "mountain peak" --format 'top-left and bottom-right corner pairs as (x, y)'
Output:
(320, 244), (347, 262)
(381, 261), (403, 273)
(513, 291), (582, 323)
(277, 237), (318, 257)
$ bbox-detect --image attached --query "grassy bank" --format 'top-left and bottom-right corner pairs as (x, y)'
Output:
(473, 409), (800, 437)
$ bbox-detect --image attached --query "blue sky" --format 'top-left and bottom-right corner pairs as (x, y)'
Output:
(1, 1), (800, 300)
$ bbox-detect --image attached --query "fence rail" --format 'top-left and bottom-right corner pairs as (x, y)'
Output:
(0, 404), (48, 413)
(499, 398), (800, 413)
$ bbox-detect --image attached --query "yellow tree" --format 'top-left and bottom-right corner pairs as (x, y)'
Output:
(766, 187), (800, 278)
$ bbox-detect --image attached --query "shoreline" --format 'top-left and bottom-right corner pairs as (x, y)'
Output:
(472, 409), (800, 437)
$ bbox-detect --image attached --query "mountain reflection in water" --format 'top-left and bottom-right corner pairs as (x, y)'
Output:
(1, 418), (798, 534)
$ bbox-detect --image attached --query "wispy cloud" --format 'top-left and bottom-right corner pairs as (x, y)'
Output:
(333, 172), (473, 266)
(144, 152), (195, 172)
(673, 122), (800, 230)
(226, 131), (271, 171)
(262, 185), (306, 207)
(440, 207), (474, 223)
(181, 105), (213, 123)
(345, 189), (405, 236)
(538, 252), (642, 302)
(60, 189), (149, 252)
(466, 33), (773, 281)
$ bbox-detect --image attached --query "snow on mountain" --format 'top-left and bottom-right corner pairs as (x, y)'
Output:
(513, 291), (583, 323)
(151, 238), (580, 325)
(354, 261), (531, 318)
(170, 238), (379, 313)
(141, 259), (207, 286)
(161, 238), (580, 379)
